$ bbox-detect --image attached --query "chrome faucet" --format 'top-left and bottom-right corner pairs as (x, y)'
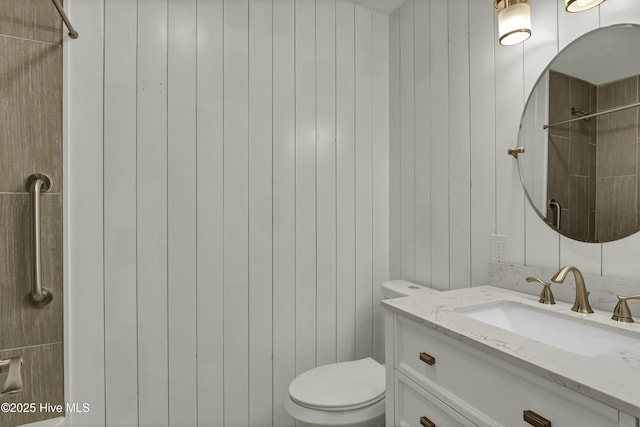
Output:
(551, 266), (594, 314)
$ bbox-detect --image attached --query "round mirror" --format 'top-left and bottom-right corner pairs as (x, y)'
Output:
(517, 24), (640, 243)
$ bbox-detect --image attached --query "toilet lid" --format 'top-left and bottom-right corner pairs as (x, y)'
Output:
(289, 358), (385, 411)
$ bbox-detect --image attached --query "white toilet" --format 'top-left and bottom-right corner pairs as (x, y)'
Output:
(285, 280), (440, 427)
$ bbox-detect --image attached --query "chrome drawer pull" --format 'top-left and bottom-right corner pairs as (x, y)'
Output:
(419, 352), (435, 366)
(523, 409), (551, 427)
(420, 415), (435, 427)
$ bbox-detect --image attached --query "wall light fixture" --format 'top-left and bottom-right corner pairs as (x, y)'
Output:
(565, 0), (607, 12)
(494, 0), (532, 46)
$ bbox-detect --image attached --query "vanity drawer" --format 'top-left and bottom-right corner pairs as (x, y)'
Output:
(395, 371), (476, 427)
(396, 316), (622, 427)
(395, 316), (445, 383)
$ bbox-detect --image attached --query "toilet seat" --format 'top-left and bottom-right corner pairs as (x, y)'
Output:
(289, 358), (385, 412)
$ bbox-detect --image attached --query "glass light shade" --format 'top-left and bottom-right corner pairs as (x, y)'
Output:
(498, 2), (532, 46)
(565, 0), (606, 12)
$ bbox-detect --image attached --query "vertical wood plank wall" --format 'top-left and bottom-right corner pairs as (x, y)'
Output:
(66, 0), (389, 426)
(389, 0), (640, 290)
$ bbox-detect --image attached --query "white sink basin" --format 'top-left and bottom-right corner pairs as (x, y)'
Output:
(459, 302), (640, 356)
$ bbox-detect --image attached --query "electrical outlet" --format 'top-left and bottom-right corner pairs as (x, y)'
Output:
(490, 234), (508, 262)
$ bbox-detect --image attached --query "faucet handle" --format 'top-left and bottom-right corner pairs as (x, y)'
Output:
(0, 356), (23, 395)
(611, 294), (640, 323)
(526, 276), (555, 304)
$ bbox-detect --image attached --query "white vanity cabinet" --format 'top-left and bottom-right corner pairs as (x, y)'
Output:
(385, 311), (638, 427)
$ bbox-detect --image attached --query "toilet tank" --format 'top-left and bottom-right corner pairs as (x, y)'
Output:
(381, 280), (439, 299)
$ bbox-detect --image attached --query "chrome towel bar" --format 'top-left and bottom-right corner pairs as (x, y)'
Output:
(27, 174), (54, 309)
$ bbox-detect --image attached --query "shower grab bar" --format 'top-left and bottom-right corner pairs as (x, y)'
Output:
(544, 101), (640, 129)
(27, 174), (54, 309)
(50, 0), (79, 39)
(549, 199), (561, 230)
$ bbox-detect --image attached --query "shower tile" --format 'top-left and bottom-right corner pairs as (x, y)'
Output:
(596, 176), (637, 242)
(0, 37), (62, 194)
(597, 108), (637, 178)
(589, 84), (598, 146)
(547, 135), (569, 208)
(597, 75), (638, 110)
(569, 133), (590, 177)
(567, 176), (589, 241)
(0, 0), (62, 44)
(548, 71), (571, 138)
(589, 143), (596, 212)
(569, 77), (593, 159)
(0, 343), (64, 427)
(0, 194), (62, 349)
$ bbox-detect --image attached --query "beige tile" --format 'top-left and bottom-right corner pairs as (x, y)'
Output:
(0, 37), (62, 193)
(589, 211), (596, 242)
(0, 194), (62, 349)
(597, 75), (638, 110)
(0, 343), (64, 427)
(597, 108), (637, 178)
(596, 175), (638, 242)
(589, 142), (596, 211)
(0, 0), (62, 44)
(569, 76), (593, 149)
(548, 71), (571, 138)
(547, 135), (570, 208)
(567, 175), (589, 241)
(589, 84), (598, 145)
(569, 134), (590, 177)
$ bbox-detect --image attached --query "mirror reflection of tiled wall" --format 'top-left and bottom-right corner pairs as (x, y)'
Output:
(547, 70), (640, 243)
(596, 75), (640, 242)
(547, 70), (597, 242)
(0, 1), (64, 426)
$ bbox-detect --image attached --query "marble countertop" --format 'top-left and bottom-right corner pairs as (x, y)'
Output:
(382, 285), (640, 418)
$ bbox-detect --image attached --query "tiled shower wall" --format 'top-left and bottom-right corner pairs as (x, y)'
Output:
(547, 70), (597, 242)
(0, 2), (63, 426)
(596, 75), (640, 242)
(546, 71), (640, 243)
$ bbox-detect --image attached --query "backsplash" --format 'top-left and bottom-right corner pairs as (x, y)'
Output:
(489, 261), (640, 313)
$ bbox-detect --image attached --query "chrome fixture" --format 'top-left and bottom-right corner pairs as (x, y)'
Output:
(565, 0), (607, 12)
(27, 174), (54, 309)
(526, 276), (555, 304)
(494, 0), (532, 46)
(551, 266), (594, 314)
(611, 294), (640, 323)
(50, 0), (78, 39)
(0, 356), (23, 396)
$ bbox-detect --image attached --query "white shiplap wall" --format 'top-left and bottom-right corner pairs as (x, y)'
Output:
(389, 0), (640, 289)
(65, 0), (389, 426)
